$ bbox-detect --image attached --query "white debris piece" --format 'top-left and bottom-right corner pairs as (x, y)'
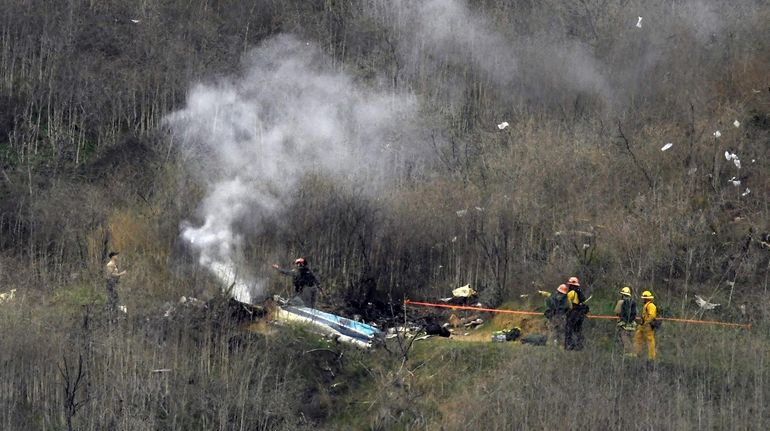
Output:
(733, 120), (740, 128)
(0, 289), (16, 304)
(713, 130), (721, 138)
(742, 188), (751, 196)
(636, 16), (643, 28)
(729, 177), (741, 187)
(497, 121), (510, 130)
(130, 19), (140, 23)
(582, 243), (590, 250)
(475, 206), (484, 212)
(661, 143), (673, 151)
(725, 151), (740, 168)
(118, 305), (128, 314)
(451, 236), (457, 242)
(694, 295), (720, 310)
(452, 284), (477, 298)
(456, 209), (467, 217)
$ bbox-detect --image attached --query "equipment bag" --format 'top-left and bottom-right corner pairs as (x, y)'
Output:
(620, 298), (637, 324)
(650, 319), (662, 331)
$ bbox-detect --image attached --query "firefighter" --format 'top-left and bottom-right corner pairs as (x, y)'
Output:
(634, 290), (657, 361)
(543, 284), (569, 347)
(272, 257), (323, 308)
(565, 276), (588, 350)
(104, 251), (127, 321)
(614, 286), (637, 356)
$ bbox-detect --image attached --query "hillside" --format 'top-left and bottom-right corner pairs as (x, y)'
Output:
(1, 0), (769, 429)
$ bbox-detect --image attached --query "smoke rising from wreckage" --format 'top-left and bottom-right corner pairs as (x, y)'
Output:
(0, 0), (768, 428)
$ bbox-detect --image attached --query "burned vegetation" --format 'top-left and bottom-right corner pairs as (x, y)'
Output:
(1, 0), (769, 429)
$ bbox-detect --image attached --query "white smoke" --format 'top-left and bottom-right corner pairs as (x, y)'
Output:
(166, 35), (417, 303)
(373, 0), (613, 109)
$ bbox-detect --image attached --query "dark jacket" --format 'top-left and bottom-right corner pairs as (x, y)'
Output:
(545, 292), (568, 318)
(278, 266), (320, 293)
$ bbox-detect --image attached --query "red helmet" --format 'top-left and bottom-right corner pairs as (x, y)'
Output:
(557, 284), (568, 294)
(294, 257), (306, 266)
(568, 276), (580, 286)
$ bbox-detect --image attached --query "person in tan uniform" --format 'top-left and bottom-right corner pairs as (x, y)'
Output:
(105, 251), (126, 319)
(614, 286), (637, 356)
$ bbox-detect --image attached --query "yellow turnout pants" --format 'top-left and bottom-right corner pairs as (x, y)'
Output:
(634, 325), (656, 361)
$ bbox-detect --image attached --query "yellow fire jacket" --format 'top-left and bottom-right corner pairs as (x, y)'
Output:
(641, 301), (657, 325)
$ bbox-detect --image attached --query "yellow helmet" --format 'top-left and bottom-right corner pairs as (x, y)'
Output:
(620, 286), (632, 297)
(641, 290), (654, 300)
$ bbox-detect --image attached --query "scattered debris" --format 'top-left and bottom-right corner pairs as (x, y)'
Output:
(733, 120), (741, 128)
(164, 295), (209, 318)
(694, 295), (720, 311)
(497, 121), (509, 130)
(414, 334), (432, 341)
(452, 284), (477, 298)
(463, 318), (484, 329)
(729, 177), (741, 187)
(0, 289), (16, 304)
(424, 322), (450, 337)
(273, 298), (382, 348)
(491, 327), (521, 342)
(448, 314), (462, 328)
(636, 16), (643, 28)
(713, 130), (721, 138)
(520, 334), (548, 346)
(742, 188), (751, 197)
(734, 158), (741, 169)
(725, 151), (736, 161)
(661, 143), (673, 151)
(456, 209), (467, 217)
(118, 305), (127, 314)
(179, 296), (206, 307)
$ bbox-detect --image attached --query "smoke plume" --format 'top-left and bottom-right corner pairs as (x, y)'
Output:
(165, 35), (416, 303)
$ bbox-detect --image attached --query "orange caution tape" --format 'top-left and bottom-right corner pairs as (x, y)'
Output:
(403, 299), (751, 330)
